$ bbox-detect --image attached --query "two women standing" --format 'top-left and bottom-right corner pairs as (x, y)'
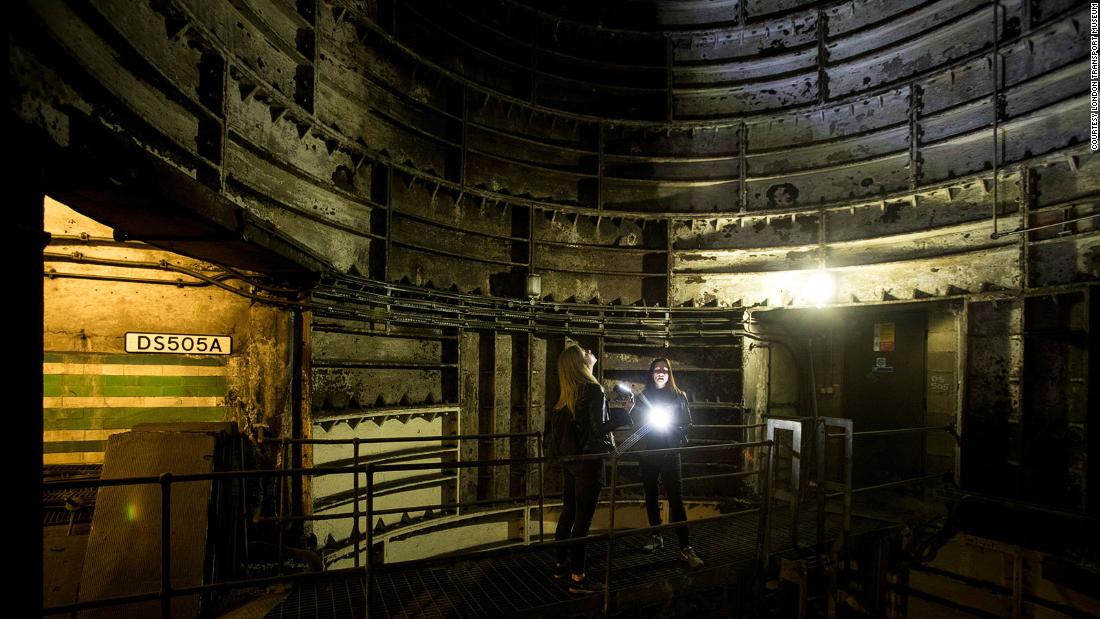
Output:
(550, 344), (702, 595)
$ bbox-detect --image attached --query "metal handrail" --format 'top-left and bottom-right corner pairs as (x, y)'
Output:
(828, 473), (945, 496)
(42, 433), (773, 617)
(40, 432), (546, 617)
(846, 424), (953, 438)
(361, 437), (776, 617)
(293, 431), (542, 567)
(815, 417), (853, 553)
(692, 423), (767, 430)
(812, 420), (956, 555)
(43, 562), (408, 615)
(284, 431), (540, 445)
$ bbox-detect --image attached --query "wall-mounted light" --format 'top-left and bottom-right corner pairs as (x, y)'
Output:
(767, 269), (836, 307)
(805, 269), (836, 307)
(526, 273), (542, 300)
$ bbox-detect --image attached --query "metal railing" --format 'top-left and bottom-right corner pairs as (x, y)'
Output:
(42, 416), (958, 616)
(361, 437), (778, 616)
(754, 415), (959, 562)
(41, 430), (776, 617)
(280, 431), (543, 567)
(42, 466), (380, 617)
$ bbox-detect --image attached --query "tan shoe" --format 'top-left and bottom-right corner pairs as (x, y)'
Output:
(680, 546), (704, 568)
(641, 534), (664, 553)
(568, 574), (603, 594)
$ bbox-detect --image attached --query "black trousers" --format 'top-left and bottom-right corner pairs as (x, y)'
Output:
(555, 460), (604, 574)
(640, 454), (689, 549)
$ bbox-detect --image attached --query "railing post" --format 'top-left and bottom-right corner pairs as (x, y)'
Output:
(765, 418), (803, 549)
(790, 421), (802, 550)
(521, 435), (530, 544)
(365, 463), (375, 619)
(816, 419), (826, 548)
(1011, 548), (1023, 619)
(277, 438), (288, 565)
(537, 433), (545, 543)
(603, 453), (619, 615)
(820, 416), (854, 562)
(842, 421), (853, 557)
(160, 473), (173, 619)
(757, 437), (775, 576)
(353, 438), (361, 568)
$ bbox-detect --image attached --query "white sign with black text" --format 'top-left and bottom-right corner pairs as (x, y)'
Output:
(125, 332), (232, 355)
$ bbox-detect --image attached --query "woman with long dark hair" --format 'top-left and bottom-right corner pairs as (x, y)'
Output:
(550, 341), (631, 593)
(636, 357), (703, 567)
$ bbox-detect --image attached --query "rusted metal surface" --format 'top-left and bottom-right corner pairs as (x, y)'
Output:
(12, 0), (1097, 312)
(14, 5), (1098, 603)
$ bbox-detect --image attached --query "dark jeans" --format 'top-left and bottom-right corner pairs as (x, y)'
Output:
(555, 460), (604, 575)
(641, 454), (689, 549)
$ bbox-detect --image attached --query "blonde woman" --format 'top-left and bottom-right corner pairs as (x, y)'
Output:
(550, 342), (632, 594)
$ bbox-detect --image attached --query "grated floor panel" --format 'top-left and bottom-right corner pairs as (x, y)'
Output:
(42, 469), (100, 526)
(266, 507), (895, 618)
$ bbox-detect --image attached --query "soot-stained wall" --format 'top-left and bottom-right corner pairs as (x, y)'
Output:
(13, 0), (1097, 556)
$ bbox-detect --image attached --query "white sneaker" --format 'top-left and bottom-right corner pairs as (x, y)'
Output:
(641, 534), (664, 553)
(680, 546), (704, 568)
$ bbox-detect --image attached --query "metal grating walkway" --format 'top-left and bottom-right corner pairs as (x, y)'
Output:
(266, 507), (898, 618)
(43, 465), (101, 526)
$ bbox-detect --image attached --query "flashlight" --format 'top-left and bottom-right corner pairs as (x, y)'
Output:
(648, 405), (672, 431)
(613, 383), (633, 396)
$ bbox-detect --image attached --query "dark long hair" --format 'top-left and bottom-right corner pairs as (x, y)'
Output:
(644, 357), (685, 398)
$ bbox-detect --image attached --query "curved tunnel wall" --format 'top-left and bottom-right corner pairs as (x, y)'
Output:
(12, 0), (1097, 309)
(13, 0), (1098, 565)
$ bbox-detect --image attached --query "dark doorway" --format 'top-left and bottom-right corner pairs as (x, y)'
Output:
(841, 310), (927, 486)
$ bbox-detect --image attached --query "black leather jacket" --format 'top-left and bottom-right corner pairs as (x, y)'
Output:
(574, 382), (617, 454)
(635, 387), (692, 452)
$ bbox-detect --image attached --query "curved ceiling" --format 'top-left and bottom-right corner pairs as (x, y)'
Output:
(11, 0), (1097, 307)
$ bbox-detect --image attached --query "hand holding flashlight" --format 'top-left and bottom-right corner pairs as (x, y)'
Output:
(613, 383), (636, 412)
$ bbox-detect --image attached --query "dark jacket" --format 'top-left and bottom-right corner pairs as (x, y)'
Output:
(574, 382), (617, 455)
(635, 387), (692, 452)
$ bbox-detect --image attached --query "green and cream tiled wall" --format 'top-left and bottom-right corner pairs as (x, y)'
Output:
(43, 353), (229, 463)
(43, 198), (294, 464)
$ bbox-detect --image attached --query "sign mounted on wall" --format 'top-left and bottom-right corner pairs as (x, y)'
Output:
(929, 372), (952, 394)
(125, 332), (233, 355)
(873, 322), (895, 352)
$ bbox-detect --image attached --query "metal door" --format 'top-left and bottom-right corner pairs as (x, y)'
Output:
(841, 310), (927, 486)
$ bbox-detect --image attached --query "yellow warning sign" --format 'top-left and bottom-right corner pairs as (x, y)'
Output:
(873, 322), (895, 352)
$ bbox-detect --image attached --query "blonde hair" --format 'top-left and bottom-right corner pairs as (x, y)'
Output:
(554, 343), (598, 417)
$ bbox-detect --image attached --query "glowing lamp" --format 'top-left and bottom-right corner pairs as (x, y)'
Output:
(805, 269), (835, 307)
(767, 269), (836, 307)
(648, 405), (672, 431)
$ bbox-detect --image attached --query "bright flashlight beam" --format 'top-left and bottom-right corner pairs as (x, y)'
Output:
(648, 405), (672, 430)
